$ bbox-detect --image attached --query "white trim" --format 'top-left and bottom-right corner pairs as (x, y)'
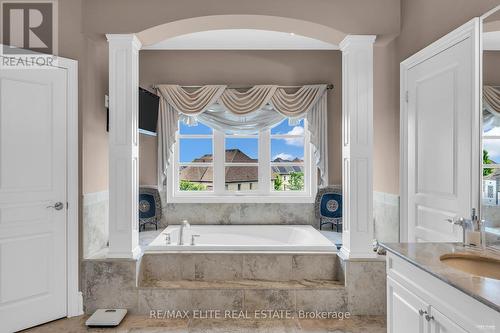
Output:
(0, 48), (82, 317)
(480, 5), (500, 21)
(139, 129), (157, 136)
(167, 121), (315, 203)
(480, 8), (500, 223)
(399, 19), (481, 242)
(56, 56), (82, 317)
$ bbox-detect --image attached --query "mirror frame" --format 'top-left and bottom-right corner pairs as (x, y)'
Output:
(479, 5), (500, 246)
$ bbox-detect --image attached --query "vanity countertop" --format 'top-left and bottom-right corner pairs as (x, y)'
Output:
(380, 242), (500, 313)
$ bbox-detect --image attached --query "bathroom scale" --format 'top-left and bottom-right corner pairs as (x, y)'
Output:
(85, 309), (127, 327)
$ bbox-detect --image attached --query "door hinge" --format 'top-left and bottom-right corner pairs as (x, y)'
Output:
(405, 91), (409, 103)
(66, 202), (69, 209)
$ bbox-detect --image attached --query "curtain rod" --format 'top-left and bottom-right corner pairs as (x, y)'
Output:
(152, 84), (334, 90)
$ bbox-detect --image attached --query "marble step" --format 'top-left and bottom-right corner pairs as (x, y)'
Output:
(137, 279), (347, 315)
(140, 252), (341, 283)
(140, 278), (344, 289)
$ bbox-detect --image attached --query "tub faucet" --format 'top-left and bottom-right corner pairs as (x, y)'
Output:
(179, 220), (190, 245)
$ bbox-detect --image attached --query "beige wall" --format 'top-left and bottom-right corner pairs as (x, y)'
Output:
(373, 41), (400, 194)
(139, 133), (157, 186)
(484, 51), (500, 85)
(397, 0), (500, 61)
(57, 0), (500, 196)
(138, 50), (342, 186)
(81, 0), (400, 37)
(58, 0), (402, 195)
(374, 0), (500, 195)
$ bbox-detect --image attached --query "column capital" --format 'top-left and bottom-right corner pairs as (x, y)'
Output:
(106, 34), (142, 50)
(339, 35), (376, 51)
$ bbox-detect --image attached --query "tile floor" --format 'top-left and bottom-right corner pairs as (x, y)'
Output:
(22, 315), (386, 333)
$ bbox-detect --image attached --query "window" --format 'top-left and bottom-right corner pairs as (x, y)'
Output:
(177, 122), (213, 191)
(168, 119), (316, 203)
(482, 124), (500, 206)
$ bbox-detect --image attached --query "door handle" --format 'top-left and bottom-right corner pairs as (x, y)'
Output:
(47, 202), (64, 210)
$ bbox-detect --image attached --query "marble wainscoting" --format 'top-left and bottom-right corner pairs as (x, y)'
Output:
(82, 258), (139, 313)
(140, 253), (340, 282)
(337, 257), (387, 315)
(482, 205), (500, 228)
(161, 202), (317, 227)
(373, 191), (399, 243)
(81, 252), (387, 316)
(83, 191), (109, 258)
(81, 253), (345, 315)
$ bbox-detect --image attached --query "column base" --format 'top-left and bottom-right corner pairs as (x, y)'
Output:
(107, 246), (141, 260)
(339, 246), (378, 260)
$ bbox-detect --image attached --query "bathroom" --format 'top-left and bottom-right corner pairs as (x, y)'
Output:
(1, 1), (500, 332)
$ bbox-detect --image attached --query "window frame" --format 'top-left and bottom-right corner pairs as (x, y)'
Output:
(167, 120), (317, 203)
(482, 131), (500, 205)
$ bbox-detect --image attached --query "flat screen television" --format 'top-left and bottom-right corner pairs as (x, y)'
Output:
(138, 87), (159, 135)
(106, 88), (159, 135)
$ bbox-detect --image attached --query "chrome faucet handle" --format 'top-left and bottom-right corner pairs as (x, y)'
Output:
(162, 232), (171, 244)
(191, 234), (200, 246)
(446, 217), (469, 226)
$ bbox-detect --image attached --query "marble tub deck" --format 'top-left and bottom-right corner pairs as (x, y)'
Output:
(21, 315), (386, 333)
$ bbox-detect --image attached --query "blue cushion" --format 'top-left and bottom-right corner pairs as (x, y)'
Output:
(320, 193), (342, 219)
(139, 193), (156, 219)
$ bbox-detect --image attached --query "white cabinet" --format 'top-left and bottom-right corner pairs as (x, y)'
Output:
(388, 277), (429, 333)
(430, 307), (468, 333)
(386, 253), (500, 333)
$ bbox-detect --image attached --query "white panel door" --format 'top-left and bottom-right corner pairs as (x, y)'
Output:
(0, 67), (67, 332)
(387, 277), (430, 333)
(403, 21), (479, 242)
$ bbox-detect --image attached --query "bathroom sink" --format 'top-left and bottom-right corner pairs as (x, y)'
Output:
(440, 253), (500, 280)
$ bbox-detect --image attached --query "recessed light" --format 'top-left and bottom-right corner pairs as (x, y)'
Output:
(290, 32), (295, 36)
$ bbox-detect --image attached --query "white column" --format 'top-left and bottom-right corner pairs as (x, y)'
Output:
(340, 35), (377, 259)
(106, 34), (141, 259)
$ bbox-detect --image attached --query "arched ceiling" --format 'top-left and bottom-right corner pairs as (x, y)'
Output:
(143, 29), (338, 50)
(137, 15), (347, 48)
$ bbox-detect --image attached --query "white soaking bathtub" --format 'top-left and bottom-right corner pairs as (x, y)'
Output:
(146, 225), (337, 252)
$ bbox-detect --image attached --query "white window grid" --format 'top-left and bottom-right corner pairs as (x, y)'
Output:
(167, 120), (317, 203)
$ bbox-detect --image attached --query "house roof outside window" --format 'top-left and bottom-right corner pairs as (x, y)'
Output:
(180, 149), (303, 184)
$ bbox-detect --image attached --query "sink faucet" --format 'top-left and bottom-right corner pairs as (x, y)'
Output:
(446, 217), (473, 246)
(178, 220), (190, 245)
(446, 209), (484, 247)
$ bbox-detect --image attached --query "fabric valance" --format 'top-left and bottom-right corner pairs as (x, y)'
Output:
(156, 84), (326, 117)
(483, 85), (500, 132)
(155, 84), (329, 189)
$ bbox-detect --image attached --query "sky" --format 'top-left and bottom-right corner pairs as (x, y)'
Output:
(484, 126), (500, 163)
(179, 119), (305, 163)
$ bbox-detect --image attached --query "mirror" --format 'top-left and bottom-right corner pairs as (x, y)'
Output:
(481, 6), (500, 249)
